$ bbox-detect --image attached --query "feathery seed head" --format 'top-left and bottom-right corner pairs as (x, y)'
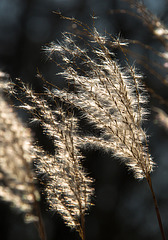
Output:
(45, 21), (154, 180)
(10, 78), (94, 231)
(0, 74), (39, 223)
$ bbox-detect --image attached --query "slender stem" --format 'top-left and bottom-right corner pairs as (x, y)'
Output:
(31, 187), (46, 240)
(34, 200), (46, 240)
(146, 173), (166, 240)
(81, 213), (85, 240)
(78, 212), (85, 240)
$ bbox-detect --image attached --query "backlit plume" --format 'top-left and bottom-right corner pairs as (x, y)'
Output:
(44, 23), (154, 179)
(0, 73), (39, 223)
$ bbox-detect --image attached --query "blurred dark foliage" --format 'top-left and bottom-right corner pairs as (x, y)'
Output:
(1, 0), (168, 240)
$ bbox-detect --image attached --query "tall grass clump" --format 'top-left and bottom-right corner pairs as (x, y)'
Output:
(0, 2), (168, 240)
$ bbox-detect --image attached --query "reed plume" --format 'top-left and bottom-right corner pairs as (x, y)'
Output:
(9, 78), (94, 240)
(0, 73), (39, 223)
(43, 16), (166, 239)
(155, 108), (168, 131)
(45, 21), (154, 180)
(125, 0), (168, 46)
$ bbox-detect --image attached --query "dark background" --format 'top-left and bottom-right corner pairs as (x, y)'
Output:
(1, 0), (168, 239)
